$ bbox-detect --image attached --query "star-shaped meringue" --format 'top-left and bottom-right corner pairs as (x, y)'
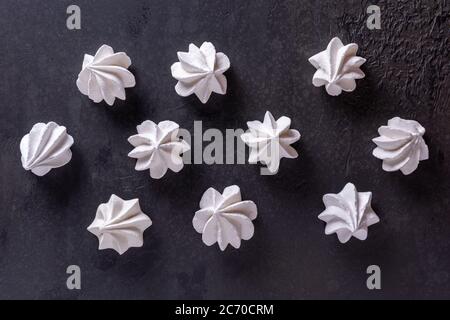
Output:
(171, 42), (230, 103)
(193, 185), (257, 251)
(318, 183), (380, 244)
(241, 111), (301, 174)
(372, 117), (429, 175)
(128, 120), (190, 179)
(20, 122), (74, 176)
(87, 194), (152, 255)
(76, 44), (136, 106)
(309, 37), (366, 96)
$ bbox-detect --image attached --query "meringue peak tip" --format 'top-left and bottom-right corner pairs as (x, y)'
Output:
(201, 41), (214, 46)
(343, 182), (356, 189)
(98, 44), (113, 50)
(330, 36), (341, 41)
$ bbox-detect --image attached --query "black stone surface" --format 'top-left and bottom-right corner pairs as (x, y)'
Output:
(0, 0), (449, 299)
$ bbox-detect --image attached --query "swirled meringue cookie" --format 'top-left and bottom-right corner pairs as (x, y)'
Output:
(373, 117), (429, 175)
(171, 42), (230, 103)
(193, 185), (257, 251)
(309, 37), (366, 96)
(76, 44), (136, 106)
(20, 122), (74, 176)
(241, 111), (301, 174)
(318, 183), (379, 244)
(87, 194), (152, 255)
(128, 120), (190, 179)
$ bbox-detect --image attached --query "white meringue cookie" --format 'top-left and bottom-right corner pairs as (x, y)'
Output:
(193, 185), (257, 251)
(318, 183), (379, 244)
(241, 111), (301, 174)
(76, 44), (136, 106)
(373, 117), (429, 175)
(20, 122), (74, 176)
(309, 37), (366, 96)
(171, 42), (230, 103)
(128, 120), (190, 179)
(87, 194), (152, 255)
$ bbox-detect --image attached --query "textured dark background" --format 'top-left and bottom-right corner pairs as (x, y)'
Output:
(0, 0), (449, 300)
